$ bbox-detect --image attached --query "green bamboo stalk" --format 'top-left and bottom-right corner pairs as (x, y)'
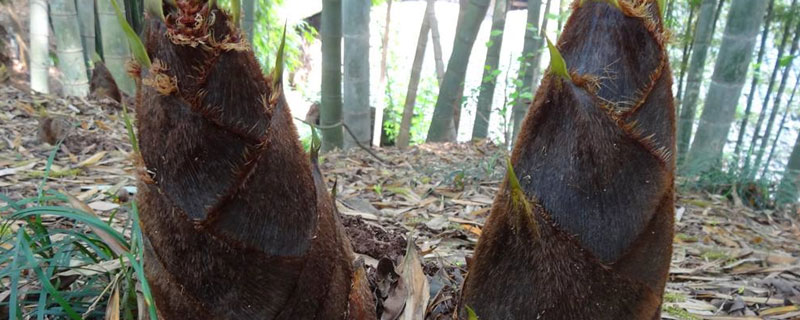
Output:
(51, 0), (90, 96)
(96, 0), (135, 95)
(321, 0), (344, 150)
(29, 0), (49, 94)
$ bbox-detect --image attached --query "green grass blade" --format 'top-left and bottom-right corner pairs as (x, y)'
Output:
(18, 230), (82, 319)
(8, 230), (24, 320)
(12, 206), (129, 249)
(129, 201), (145, 255)
(271, 23), (288, 89)
(122, 101), (139, 154)
(124, 253), (158, 319)
(465, 305), (479, 320)
(126, 202), (158, 319)
(38, 140), (63, 205)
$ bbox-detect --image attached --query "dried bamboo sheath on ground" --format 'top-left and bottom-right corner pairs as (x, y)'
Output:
(459, 0), (675, 319)
(133, 2), (374, 318)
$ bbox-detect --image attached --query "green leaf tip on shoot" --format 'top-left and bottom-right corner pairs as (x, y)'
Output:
(145, 0), (165, 22)
(91, 52), (102, 64)
(657, 0), (666, 20)
(506, 157), (522, 194)
(310, 126), (322, 161)
(506, 157), (539, 238)
(271, 23), (288, 90)
(231, 0), (241, 27)
(122, 101), (140, 154)
(465, 305), (479, 320)
(110, 0), (151, 68)
(546, 37), (571, 81)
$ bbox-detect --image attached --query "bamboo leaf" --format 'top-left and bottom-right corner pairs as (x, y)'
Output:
(18, 230), (82, 319)
(466, 306), (479, 320)
(110, 0), (151, 68)
(310, 126), (321, 161)
(121, 101), (140, 154)
(506, 158), (522, 194)
(125, 252), (159, 320)
(546, 37), (570, 80)
(12, 206), (129, 248)
(231, 0), (241, 27)
(271, 23), (288, 89)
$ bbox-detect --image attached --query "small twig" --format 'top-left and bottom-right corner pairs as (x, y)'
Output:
(294, 117), (387, 164)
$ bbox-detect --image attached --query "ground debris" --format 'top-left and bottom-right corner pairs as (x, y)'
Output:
(1, 84), (799, 319)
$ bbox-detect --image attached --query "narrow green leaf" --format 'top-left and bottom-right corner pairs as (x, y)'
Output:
(271, 23), (288, 89)
(546, 37), (570, 80)
(658, 0), (667, 20)
(12, 206), (129, 247)
(18, 230), (82, 320)
(310, 126), (322, 160)
(466, 306), (479, 320)
(122, 101), (140, 154)
(8, 230), (24, 320)
(125, 253), (159, 320)
(231, 0), (241, 27)
(506, 158), (522, 193)
(779, 55), (795, 67)
(110, 0), (152, 68)
(91, 52), (103, 64)
(38, 141), (63, 205)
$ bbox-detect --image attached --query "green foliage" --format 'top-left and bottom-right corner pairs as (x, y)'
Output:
(381, 42), (437, 146)
(111, 0), (150, 68)
(664, 305), (700, 320)
(778, 54), (795, 67)
(271, 24), (288, 87)
(1, 147), (157, 319)
(465, 305), (479, 320)
(231, 0), (241, 26)
(214, 0), (312, 92)
(680, 160), (774, 209)
(122, 102), (139, 154)
(252, 0), (313, 78)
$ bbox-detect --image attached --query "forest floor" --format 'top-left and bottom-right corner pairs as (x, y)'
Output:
(1, 84), (800, 320)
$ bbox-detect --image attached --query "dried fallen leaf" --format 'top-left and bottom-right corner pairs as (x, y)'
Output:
(104, 285), (120, 320)
(88, 201), (119, 212)
(77, 151), (107, 168)
(381, 238), (430, 320)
